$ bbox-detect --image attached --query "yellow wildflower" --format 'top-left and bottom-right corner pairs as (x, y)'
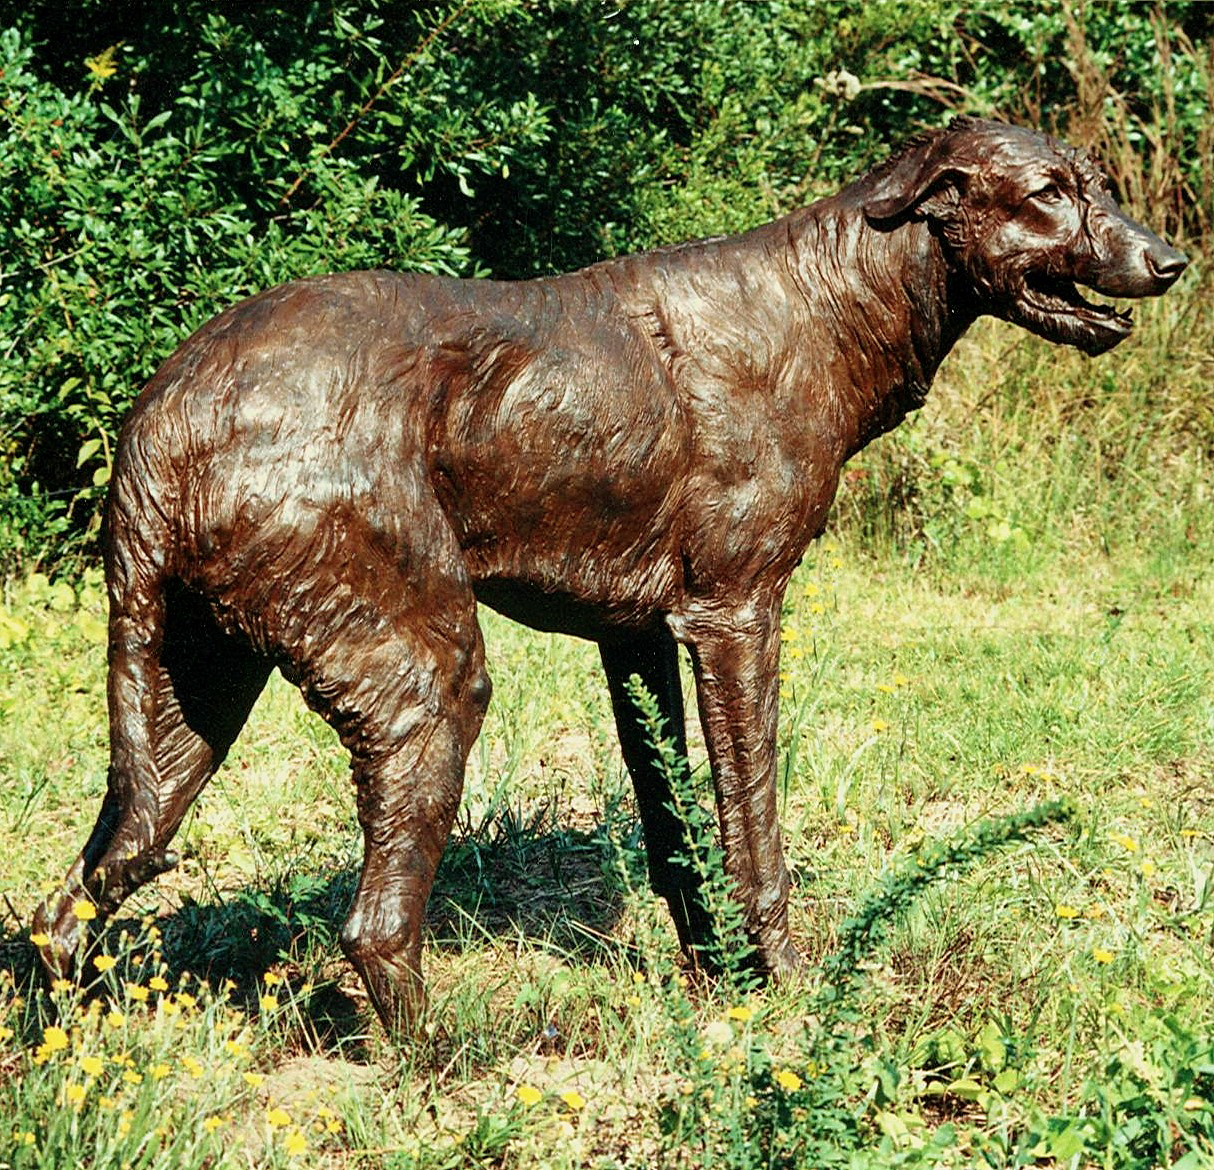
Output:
(41, 1025), (70, 1053)
(182, 1056), (204, 1077)
(871, 718), (889, 733)
(125, 984), (148, 1003)
(1092, 948), (1115, 965)
(1054, 904), (1080, 920)
(774, 1069), (803, 1092)
(560, 1090), (586, 1111)
(725, 1005), (753, 1023)
(80, 1055), (104, 1077)
(29, 932), (51, 947)
(151, 1063), (170, 1080)
(72, 900), (98, 922)
(284, 1130), (307, 1156)
(259, 994), (279, 1013)
(202, 1116), (223, 1133)
(106, 1010), (126, 1029)
(122, 1070), (143, 1086)
(243, 1072), (266, 1088)
(148, 975), (169, 992)
(263, 972), (283, 987)
(516, 1084), (543, 1107)
(93, 955), (117, 973)
(51, 979), (72, 993)
(1111, 833), (1139, 853)
(64, 1083), (87, 1106)
(266, 1107), (291, 1129)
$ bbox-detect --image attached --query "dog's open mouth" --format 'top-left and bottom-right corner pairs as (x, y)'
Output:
(1022, 274), (1134, 341)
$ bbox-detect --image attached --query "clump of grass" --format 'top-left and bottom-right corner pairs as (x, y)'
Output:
(620, 674), (1078, 1169)
(3, 923), (352, 1167)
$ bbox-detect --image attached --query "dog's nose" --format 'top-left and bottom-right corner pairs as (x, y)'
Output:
(1148, 243), (1188, 286)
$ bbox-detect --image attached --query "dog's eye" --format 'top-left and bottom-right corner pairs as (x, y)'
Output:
(1030, 183), (1064, 205)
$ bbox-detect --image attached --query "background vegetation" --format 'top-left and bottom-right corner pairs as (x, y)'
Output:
(0, 0), (1210, 564)
(0, 1), (1211, 1166)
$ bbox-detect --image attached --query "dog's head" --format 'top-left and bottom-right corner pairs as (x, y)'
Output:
(862, 117), (1188, 355)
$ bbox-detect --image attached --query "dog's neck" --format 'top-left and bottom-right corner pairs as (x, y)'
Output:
(786, 201), (977, 457)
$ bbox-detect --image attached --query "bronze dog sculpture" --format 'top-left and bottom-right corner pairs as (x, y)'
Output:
(35, 118), (1186, 1031)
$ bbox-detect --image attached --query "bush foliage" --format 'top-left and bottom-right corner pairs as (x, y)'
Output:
(0, 0), (1210, 567)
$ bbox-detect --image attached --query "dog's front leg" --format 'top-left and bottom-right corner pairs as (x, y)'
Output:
(599, 629), (718, 963)
(672, 597), (803, 979)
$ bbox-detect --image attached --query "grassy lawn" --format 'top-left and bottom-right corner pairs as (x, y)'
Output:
(1, 311), (1212, 1167)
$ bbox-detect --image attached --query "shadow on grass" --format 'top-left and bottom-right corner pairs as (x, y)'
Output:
(0, 797), (641, 1054)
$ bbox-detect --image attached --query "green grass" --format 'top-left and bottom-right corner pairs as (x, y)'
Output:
(1, 297), (1213, 1167)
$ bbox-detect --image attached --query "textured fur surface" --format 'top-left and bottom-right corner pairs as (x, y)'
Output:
(35, 118), (1186, 1032)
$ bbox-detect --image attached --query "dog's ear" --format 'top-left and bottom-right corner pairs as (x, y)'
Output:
(862, 138), (976, 225)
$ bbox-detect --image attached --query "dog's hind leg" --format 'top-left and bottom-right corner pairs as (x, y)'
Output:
(34, 578), (271, 975)
(257, 510), (490, 1035)
(599, 630), (718, 964)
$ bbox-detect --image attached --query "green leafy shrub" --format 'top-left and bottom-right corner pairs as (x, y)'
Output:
(0, 0), (1209, 570)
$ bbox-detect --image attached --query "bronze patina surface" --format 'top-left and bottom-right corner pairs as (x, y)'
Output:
(34, 118), (1187, 1032)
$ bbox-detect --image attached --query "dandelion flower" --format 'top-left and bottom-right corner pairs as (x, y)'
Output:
(93, 955), (117, 973)
(284, 1130), (307, 1156)
(122, 1070), (143, 1086)
(29, 932), (51, 948)
(263, 972), (283, 987)
(1054, 904), (1080, 920)
(774, 1069), (803, 1092)
(51, 978), (72, 993)
(202, 1116), (223, 1134)
(148, 975), (169, 992)
(151, 1063), (170, 1080)
(516, 1084), (543, 1107)
(892, 672), (910, 687)
(125, 983), (148, 1003)
(182, 1056), (204, 1078)
(1092, 948), (1115, 965)
(64, 1083), (87, 1106)
(876, 683), (895, 694)
(106, 1010), (126, 1029)
(266, 1107), (291, 1129)
(1111, 833), (1139, 853)
(243, 1072), (266, 1088)
(626, 994), (641, 1007)
(1140, 860), (1156, 878)
(259, 994), (279, 1013)
(72, 900), (97, 922)
(80, 1055), (104, 1077)
(559, 1089), (586, 1111)
(41, 1025), (70, 1053)
(871, 718), (889, 733)
(725, 1005), (753, 1023)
